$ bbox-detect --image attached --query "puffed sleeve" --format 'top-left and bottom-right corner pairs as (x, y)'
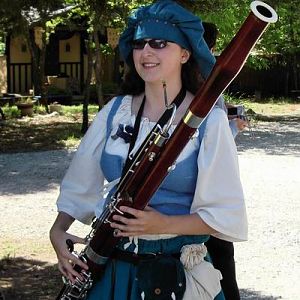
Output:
(56, 99), (116, 225)
(191, 108), (248, 242)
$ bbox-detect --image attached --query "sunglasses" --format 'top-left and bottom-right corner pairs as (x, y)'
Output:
(132, 39), (168, 50)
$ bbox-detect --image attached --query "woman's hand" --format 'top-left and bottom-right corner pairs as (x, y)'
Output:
(49, 213), (88, 283)
(110, 207), (217, 236)
(110, 206), (168, 237)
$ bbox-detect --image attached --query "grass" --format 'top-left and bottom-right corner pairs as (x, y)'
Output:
(223, 94), (300, 116)
(0, 238), (55, 262)
(0, 104), (99, 153)
(61, 104), (99, 116)
(1, 103), (99, 119)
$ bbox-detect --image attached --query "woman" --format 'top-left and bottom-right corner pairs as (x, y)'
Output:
(50, 1), (247, 299)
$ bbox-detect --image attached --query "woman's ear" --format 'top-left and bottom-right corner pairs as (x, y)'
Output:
(181, 50), (191, 64)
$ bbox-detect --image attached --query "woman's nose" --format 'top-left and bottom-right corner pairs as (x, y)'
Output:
(141, 42), (154, 54)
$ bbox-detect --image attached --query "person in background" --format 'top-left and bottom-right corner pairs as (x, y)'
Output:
(50, 1), (247, 299)
(203, 21), (248, 300)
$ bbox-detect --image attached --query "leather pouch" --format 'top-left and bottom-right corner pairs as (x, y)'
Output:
(136, 255), (186, 300)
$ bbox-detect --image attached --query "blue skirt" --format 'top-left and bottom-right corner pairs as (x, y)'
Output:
(86, 235), (225, 300)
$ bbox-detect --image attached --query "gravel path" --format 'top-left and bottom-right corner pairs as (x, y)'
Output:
(0, 118), (299, 299)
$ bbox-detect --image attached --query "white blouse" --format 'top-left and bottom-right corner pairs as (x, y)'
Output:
(57, 95), (248, 242)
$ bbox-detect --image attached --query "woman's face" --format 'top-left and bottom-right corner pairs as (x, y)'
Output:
(132, 39), (190, 85)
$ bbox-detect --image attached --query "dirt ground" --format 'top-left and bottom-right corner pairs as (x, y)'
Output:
(0, 112), (299, 299)
(0, 112), (83, 153)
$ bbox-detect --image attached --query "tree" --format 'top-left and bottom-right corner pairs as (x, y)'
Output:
(0, 0), (70, 99)
(68, 0), (151, 133)
(269, 1), (300, 92)
(0, 35), (5, 55)
(201, 0), (299, 93)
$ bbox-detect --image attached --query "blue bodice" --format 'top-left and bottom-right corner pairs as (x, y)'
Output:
(100, 96), (206, 216)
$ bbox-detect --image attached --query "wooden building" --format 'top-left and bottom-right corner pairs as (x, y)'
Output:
(5, 27), (117, 96)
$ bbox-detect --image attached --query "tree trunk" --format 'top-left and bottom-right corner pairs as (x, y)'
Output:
(40, 29), (49, 112)
(27, 30), (41, 95)
(93, 31), (104, 109)
(27, 28), (49, 112)
(81, 33), (94, 134)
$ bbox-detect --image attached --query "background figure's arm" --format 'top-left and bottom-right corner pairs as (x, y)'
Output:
(229, 119), (239, 138)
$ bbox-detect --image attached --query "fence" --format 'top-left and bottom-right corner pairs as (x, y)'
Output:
(8, 63), (32, 94)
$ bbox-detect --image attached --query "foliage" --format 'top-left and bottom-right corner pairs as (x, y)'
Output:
(223, 93), (300, 114)
(199, 0), (299, 71)
(0, 35), (5, 55)
(17, 97), (36, 104)
(268, 1), (300, 63)
(0, 0), (67, 36)
(223, 92), (249, 105)
(2, 103), (98, 120)
(177, 0), (228, 12)
(61, 104), (98, 116)
(2, 106), (21, 118)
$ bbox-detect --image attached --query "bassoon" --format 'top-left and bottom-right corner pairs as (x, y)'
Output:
(56, 1), (277, 299)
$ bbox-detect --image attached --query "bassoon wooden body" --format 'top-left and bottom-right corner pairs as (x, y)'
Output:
(56, 1), (277, 299)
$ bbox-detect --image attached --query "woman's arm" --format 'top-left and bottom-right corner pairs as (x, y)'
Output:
(110, 206), (217, 236)
(50, 212), (88, 282)
(50, 100), (115, 280)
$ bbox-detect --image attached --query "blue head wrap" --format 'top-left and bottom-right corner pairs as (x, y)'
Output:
(119, 0), (215, 79)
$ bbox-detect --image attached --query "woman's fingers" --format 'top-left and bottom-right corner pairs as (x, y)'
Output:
(62, 247), (89, 271)
(111, 221), (141, 233)
(51, 231), (89, 281)
(110, 205), (167, 236)
(112, 213), (140, 225)
(60, 264), (80, 283)
(111, 206), (147, 228)
(110, 208), (144, 235)
(119, 206), (143, 217)
(58, 253), (87, 282)
(58, 262), (68, 278)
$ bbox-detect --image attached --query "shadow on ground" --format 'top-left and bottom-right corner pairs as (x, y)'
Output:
(0, 119), (82, 154)
(240, 289), (282, 299)
(0, 149), (75, 195)
(0, 257), (283, 300)
(0, 257), (62, 300)
(236, 118), (300, 156)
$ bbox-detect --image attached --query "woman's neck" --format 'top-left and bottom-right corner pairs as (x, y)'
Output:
(143, 81), (183, 121)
